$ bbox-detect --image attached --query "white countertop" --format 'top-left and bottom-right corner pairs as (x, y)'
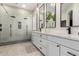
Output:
(33, 31), (79, 41)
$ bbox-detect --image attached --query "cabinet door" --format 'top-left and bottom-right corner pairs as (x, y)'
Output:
(61, 46), (79, 56)
(32, 34), (38, 46)
(47, 41), (60, 56)
(32, 33), (41, 48)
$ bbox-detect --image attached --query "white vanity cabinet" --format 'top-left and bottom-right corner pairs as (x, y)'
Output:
(60, 46), (79, 56)
(47, 40), (60, 56)
(32, 32), (79, 56)
(32, 32), (48, 55)
(32, 32), (41, 48)
(32, 32), (60, 56)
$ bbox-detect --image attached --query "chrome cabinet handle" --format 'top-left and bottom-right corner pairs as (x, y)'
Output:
(67, 51), (76, 56)
(10, 24), (12, 37)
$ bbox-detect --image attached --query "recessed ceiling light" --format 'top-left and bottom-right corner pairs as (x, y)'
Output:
(22, 4), (26, 8)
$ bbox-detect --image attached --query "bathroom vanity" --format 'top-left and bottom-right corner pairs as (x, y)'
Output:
(32, 31), (79, 56)
(32, 3), (79, 56)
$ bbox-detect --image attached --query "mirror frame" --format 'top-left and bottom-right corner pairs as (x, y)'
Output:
(39, 4), (45, 30)
(46, 3), (56, 28)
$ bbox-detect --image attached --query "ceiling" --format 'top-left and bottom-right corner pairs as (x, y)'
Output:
(4, 3), (37, 12)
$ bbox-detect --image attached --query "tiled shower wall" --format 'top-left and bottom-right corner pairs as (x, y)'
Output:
(0, 4), (33, 43)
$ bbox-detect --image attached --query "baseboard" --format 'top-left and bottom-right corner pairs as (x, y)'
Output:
(31, 42), (45, 56)
(0, 39), (31, 46)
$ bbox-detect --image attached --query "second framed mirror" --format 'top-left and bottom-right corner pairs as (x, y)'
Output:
(60, 3), (73, 27)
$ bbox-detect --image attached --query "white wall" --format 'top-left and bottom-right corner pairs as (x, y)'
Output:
(32, 5), (40, 31)
(32, 9), (37, 31)
(0, 4), (32, 43)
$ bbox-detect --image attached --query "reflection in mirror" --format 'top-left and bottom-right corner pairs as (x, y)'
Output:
(46, 3), (56, 28)
(39, 4), (45, 30)
(60, 3), (73, 27)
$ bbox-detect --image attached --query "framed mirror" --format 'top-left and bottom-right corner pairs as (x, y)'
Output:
(39, 4), (45, 30)
(60, 3), (74, 27)
(46, 3), (56, 28)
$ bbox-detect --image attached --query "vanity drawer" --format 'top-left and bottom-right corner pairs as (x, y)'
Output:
(33, 41), (47, 55)
(40, 38), (48, 48)
(39, 45), (47, 55)
(32, 32), (41, 37)
(47, 35), (79, 51)
(60, 38), (79, 51)
(41, 34), (47, 39)
(61, 46), (79, 56)
(47, 35), (61, 43)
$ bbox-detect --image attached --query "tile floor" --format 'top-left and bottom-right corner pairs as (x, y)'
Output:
(0, 41), (42, 56)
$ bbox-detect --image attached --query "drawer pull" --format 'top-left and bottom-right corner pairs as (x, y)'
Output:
(67, 51), (76, 56)
(57, 45), (60, 47)
(40, 40), (42, 42)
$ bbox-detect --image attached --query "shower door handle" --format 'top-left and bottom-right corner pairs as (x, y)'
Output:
(10, 24), (12, 37)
